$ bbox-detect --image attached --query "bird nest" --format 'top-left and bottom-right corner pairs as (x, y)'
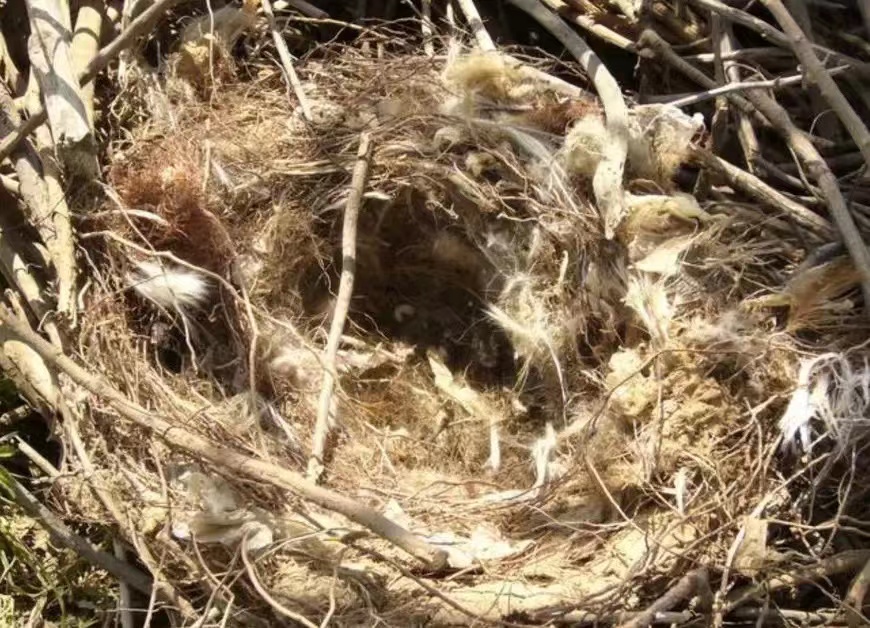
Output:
(7, 10), (870, 628)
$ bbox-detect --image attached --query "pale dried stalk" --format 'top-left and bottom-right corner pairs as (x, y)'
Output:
(0, 30), (24, 94)
(71, 0), (104, 127)
(541, 0), (634, 50)
(261, 0), (313, 121)
(0, 164), (66, 347)
(846, 557), (870, 628)
(0, 307), (447, 569)
(421, 0), (435, 57)
(508, 0), (628, 238)
(22, 72), (79, 321)
(455, 0), (496, 51)
(760, 0), (870, 172)
(25, 0), (96, 176)
(309, 132), (373, 482)
(719, 25), (759, 168)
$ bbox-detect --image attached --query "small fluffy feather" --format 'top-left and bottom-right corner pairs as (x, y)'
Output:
(128, 261), (210, 313)
(779, 353), (870, 456)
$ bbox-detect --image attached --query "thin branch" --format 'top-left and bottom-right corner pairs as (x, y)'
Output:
(638, 29), (763, 124)
(666, 64), (848, 108)
(688, 148), (832, 238)
(508, 0), (629, 238)
(309, 132), (373, 482)
(0, 307), (447, 569)
(71, 0), (105, 127)
(540, 0), (635, 51)
(261, 0), (313, 121)
(719, 24), (760, 169)
(25, 0), (95, 176)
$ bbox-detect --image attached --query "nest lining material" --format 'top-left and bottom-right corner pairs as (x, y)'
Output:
(67, 35), (866, 624)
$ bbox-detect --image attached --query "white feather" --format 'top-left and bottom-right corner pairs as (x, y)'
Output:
(779, 352), (870, 456)
(127, 260), (210, 313)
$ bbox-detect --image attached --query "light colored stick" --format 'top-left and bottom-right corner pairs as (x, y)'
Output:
(25, 0), (96, 176)
(846, 556), (870, 628)
(0, 158), (66, 347)
(540, 0), (634, 50)
(666, 64), (849, 108)
(455, 0), (496, 51)
(684, 46), (789, 63)
(719, 25), (760, 169)
(261, 0), (313, 121)
(0, 31), (24, 94)
(421, 0), (435, 57)
(308, 132), (373, 482)
(760, 0), (870, 173)
(20, 71), (79, 321)
(0, 307), (447, 569)
(70, 0), (104, 128)
(0, 0), (183, 164)
(508, 0), (628, 238)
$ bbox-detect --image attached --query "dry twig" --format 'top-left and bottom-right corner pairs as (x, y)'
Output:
(261, 0), (313, 121)
(309, 132), (373, 482)
(25, 0), (95, 175)
(454, 0), (496, 51)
